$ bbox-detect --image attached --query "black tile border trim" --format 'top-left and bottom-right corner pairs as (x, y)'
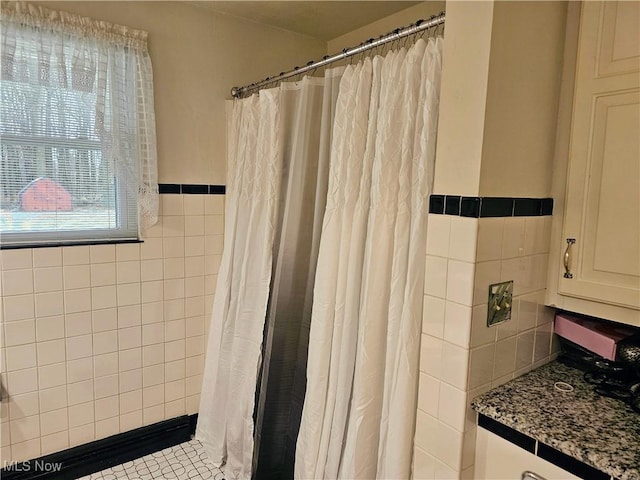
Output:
(444, 195), (461, 215)
(481, 197), (516, 217)
(159, 183), (226, 195)
(0, 414), (198, 480)
(537, 442), (611, 480)
(478, 414), (611, 480)
(158, 183), (181, 194)
(428, 195), (445, 214)
(461, 196), (481, 218)
(429, 195), (553, 217)
(478, 414), (536, 453)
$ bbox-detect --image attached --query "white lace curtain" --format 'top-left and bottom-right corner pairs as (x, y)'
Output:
(0, 1), (158, 233)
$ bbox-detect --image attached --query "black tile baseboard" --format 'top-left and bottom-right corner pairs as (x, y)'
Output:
(189, 413), (199, 434)
(159, 183), (226, 195)
(0, 414), (198, 480)
(478, 414), (611, 480)
(429, 195), (553, 218)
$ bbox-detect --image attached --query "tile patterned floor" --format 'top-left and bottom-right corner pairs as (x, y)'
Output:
(79, 439), (225, 479)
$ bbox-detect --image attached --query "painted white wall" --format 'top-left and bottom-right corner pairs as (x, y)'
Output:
(432, 1), (495, 197)
(432, 1), (566, 198)
(479, 1), (567, 197)
(327, 1), (445, 54)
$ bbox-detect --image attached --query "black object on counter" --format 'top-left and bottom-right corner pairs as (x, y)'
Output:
(560, 334), (640, 413)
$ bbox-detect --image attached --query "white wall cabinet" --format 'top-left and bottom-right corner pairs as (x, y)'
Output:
(474, 428), (581, 480)
(547, 1), (640, 326)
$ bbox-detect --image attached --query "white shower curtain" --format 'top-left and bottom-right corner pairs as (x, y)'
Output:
(295, 37), (443, 479)
(198, 36), (443, 480)
(196, 89), (283, 479)
(196, 71), (344, 479)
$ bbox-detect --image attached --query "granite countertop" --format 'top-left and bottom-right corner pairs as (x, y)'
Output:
(471, 361), (640, 480)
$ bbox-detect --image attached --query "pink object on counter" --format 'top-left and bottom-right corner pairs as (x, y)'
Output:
(554, 313), (638, 360)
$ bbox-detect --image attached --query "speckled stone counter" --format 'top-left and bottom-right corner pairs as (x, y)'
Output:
(472, 361), (640, 480)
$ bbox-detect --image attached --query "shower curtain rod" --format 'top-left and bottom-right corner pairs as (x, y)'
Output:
(230, 12), (445, 98)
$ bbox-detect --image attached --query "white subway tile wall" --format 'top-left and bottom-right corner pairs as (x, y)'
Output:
(413, 214), (559, 480)
(0, 194), (224, 463)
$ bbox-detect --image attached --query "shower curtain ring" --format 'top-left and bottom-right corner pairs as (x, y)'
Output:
(363, 38), (374, 61)
(304, 60), (315, 79)
(395, 28), (403, 48)
(342, 44), (362, 65)
(378, 34), (386, 56)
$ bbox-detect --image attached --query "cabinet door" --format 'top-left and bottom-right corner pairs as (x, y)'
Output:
(474, 428), (581, 480)
(560, 1), (640, 309)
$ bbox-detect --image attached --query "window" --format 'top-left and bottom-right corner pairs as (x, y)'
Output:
(0, 2), (158, 247)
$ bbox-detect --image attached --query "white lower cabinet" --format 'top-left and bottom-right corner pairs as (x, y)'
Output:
(474, 427), (580, 480)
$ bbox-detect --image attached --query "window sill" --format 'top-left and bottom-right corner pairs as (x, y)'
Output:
(0, 238), (143, 250)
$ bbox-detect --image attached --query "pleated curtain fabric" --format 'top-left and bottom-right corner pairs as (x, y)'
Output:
(295, 37), (443, 479)
(197, 36), (443, 480)
(253, 72), (343, 478)
(196, 89), (284, 479)
(196, 71), (344, 479)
